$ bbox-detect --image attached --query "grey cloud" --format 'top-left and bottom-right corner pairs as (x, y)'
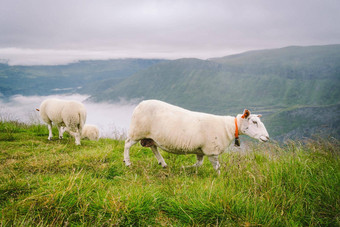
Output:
(0, 0), (339, 65)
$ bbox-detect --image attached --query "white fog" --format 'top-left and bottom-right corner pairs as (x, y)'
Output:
(0, 94), (137, 139)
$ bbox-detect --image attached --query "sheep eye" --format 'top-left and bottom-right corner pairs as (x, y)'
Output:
(252, 120), (258, 125)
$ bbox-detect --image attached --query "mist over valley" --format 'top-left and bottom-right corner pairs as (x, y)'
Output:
(1, 45), (339, 141)
(0, 94), (136, 139)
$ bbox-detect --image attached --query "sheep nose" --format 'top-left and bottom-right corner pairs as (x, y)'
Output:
(266, 136), (270, 140)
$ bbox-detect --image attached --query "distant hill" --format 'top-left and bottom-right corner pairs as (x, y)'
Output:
(0, 59), (165, 97)
(210, 45), (340, 80)
(265, 103), (340, 140)
(91, 45), (340, 110)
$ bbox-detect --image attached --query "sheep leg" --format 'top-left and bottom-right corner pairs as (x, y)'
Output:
(67, 127), (81, 145)
(57, 125), (64, 139)
(193, 154), (204, 167)
(124, 138), (137, 166)
(208, 155), (221, 175)
(72, 127), (81, 145)
(183, 154), (204, 168)
(181, 154), (204, 171)
(47, 123), (53, 140)
(74, 131), (81, 145)
(150, 145), (167, 168)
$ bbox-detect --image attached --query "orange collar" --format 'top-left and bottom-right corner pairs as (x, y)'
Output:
(234, 117), (240, 146)
(234, 117), (239, 139)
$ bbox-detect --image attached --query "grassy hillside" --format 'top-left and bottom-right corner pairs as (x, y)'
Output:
(0, 59), (164, 97)
(266, 104), (340, 140)
(91, 45), (340, 110)
(1, 120), (339, 226)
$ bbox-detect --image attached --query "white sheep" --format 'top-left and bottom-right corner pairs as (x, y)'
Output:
(37, 98), (87, 145)
(124, 100), (269, 173)
(81, 124), (99, 141)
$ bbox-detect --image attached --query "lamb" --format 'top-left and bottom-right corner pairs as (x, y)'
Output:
(124, 100), (269, 173)
(81, 124), (99, 141)
(37, 98), (87, 145)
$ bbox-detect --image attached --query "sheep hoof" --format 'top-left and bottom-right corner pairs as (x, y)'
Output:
(158, 162), (167, 168)
(48, 137), (52, 140)
(59, 136), (63, 139)
(124, 160), (132, 166)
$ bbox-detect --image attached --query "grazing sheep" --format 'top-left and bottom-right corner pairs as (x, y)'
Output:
(124, 100), (269, 173)
(38, 98), (87, 145)
(81, 124), (99, 141)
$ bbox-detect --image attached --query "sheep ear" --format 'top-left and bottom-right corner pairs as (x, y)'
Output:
(258, 114), (262, 118)
(242, 109), (250, 119)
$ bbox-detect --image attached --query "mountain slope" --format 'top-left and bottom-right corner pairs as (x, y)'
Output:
(91, 45), (340, 113)
(0, 59), (164, 97)
(210, 45), (340, 79)
(265, 104), (340, 140)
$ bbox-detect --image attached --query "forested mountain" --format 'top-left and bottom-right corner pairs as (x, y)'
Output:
(0, 45), (339, 140)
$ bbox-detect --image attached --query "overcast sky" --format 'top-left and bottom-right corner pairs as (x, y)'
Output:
(0, 0), (339, 65)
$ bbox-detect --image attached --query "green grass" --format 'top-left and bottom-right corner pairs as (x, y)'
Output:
(0, 120), (339, 226)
